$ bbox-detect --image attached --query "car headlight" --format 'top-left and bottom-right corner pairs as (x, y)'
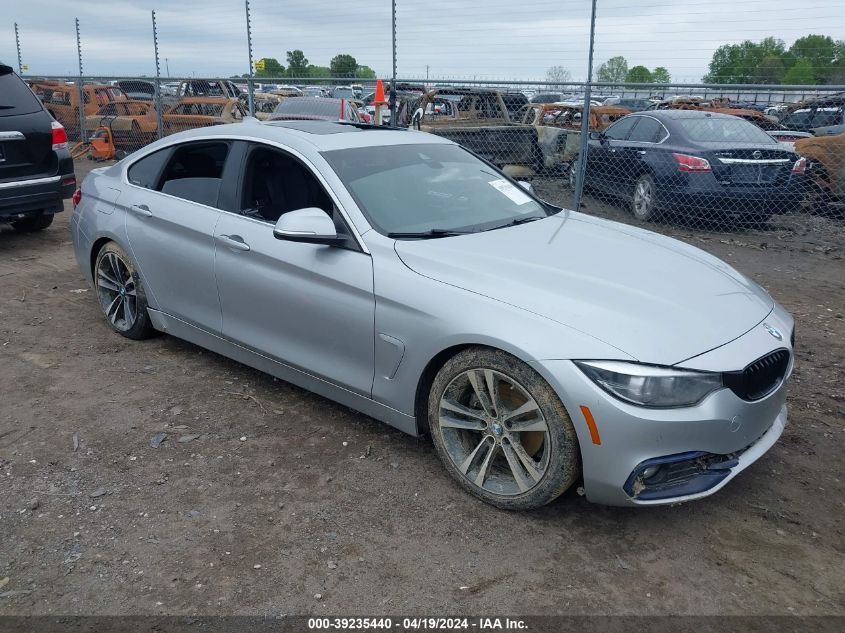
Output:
(575, 361), (723, 408)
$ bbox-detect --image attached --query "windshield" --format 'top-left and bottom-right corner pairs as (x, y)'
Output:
(677, 116), (777, 144)
(322, 143), (551, 237)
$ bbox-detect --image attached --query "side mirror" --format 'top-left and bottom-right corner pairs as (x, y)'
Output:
(517, 180), (534, 194)
(273, 208), (342, 246)
(588, 130), (603, 141)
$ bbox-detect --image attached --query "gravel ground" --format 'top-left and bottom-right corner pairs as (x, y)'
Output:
(0, 160), (843, 616)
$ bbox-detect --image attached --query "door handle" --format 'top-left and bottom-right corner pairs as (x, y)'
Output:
(217, 234), (250, 252)
(130, 204), (153, 218)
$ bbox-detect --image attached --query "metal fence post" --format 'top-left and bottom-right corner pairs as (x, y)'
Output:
(390, 0), (397, 126)
(75, 18), (86, 143)
(151, 10), (164, 140)
(14, 23), (23, 75)
(244, 0), (255, 117)
(573, 0), (598, 212)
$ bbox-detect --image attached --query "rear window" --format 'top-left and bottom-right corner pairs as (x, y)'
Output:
(676, 116), (777, 144)
(0, 68), (43, 117)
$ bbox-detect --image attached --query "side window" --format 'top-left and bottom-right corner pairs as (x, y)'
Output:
(603, 116), (638, 140)
(240, 145), (334, 223)
(627, 117), (662, 143)
(127, 148), (172, 189)
(157, 142), (230, 207)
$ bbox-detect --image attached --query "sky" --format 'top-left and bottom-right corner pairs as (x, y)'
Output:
(1, 0), (843, 82)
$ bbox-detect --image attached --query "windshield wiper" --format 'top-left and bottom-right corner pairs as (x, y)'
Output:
(387, 228), (474, 239)
(487, 215), (545, 231)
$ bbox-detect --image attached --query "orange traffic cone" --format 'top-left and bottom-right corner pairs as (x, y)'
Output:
(373, 79), (386, 105)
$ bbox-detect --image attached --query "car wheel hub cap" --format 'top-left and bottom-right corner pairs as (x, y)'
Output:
(438, 368), (551, 496)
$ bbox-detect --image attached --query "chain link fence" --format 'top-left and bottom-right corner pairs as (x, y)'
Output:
(5, 0), (844, 244)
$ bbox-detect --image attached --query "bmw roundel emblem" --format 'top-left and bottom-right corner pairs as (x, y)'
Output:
(764, 323), (783, 340)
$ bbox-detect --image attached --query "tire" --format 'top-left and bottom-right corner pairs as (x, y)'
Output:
(631, 173), (659, 221)
(428, 347), (581, 510)
(12, 213), (54, 232)
(94, 242), (156, 340)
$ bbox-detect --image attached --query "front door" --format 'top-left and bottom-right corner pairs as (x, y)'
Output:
(213, 143), (375, 395)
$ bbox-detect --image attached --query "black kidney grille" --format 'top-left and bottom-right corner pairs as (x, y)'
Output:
(723, 350), (790, 401)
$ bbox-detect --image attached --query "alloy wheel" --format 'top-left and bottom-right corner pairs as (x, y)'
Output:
(96, 252), (138, 332)
(633, 176), (655, 220)
(437, 368), (551, 496)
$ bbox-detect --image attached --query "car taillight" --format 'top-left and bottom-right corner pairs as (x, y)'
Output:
(672, 153), (711, 173)
(51, 121), (68, 150)
(791, 157), (807, 174)
(72, 188), (82, 208)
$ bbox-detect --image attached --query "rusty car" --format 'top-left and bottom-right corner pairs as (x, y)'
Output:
(794, 131), (845, 214)
(162, 97), (245, 134)
(27, 80), (127, 139)
(84, 100), (159, 148)
(516, 103), (630, 171)
(398, 88), (541, 177)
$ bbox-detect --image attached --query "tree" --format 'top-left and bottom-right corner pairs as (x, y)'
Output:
(306, 65), (331, 79)
(330, 54), (358, 78)
(597, 56), (628, 83)
(783, 59), (815, 84)
(354, 65), (377, 79)
(255, 57), (284, 78)
(545, 65), (572, 89)
(757, 55), (786, 84)
(286, 50), (309, 78)
(703, 37), (787, 83)
(789, 34), (845, 84)
(652, 67), (671, 83)
(625, 65), (653, 83)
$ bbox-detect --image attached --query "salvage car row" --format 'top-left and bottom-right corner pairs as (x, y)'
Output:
(22, 75), (845, 222)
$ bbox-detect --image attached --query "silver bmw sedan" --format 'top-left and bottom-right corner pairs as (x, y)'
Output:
(70, 119), (794, 510)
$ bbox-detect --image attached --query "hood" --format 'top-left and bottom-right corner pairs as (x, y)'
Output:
(394, 213), (773, 365)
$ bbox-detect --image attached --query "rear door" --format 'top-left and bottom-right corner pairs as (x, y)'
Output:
(122, 140), (238, 333)
(617, 115), (668, 193)
(587, 115), (638, 193)
(0, 66), (54, 182)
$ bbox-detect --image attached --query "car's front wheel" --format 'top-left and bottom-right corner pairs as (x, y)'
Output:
(94, 242), (155, 340)
(428, 347), (580, 510)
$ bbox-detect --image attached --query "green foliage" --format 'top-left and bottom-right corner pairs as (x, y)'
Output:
(702, 34), (845, 85)
(355, 65), (377, 79)
(306, 65), (331, 79)
(597, 56), (628, 83)
(782, 59), (815, 84)
(255, 57), (284, 78)
(330, 54), (358, 78)
(286, 50), (309, 78)
(651, 67), (671, 83)
(625, 65), (653, 83)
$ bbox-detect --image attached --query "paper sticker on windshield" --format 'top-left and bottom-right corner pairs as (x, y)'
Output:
(488, 179), (532, 205)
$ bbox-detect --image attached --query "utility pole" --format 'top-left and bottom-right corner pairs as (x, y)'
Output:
(14, 23), (23, 75)
(165, 57), (170, 77)
(389, 0), (397, 126)
(244, 0), (255, 116)
(151, 10), (164, 139)
(75, 18), (86, 143)
(573, 0), (598, 213)
(426, 65), (429, 85)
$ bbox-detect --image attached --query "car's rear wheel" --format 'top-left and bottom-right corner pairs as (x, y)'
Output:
(12, 213), (54, 232)
(94, 242), (155, 340)
(428, 347), (580, 510)
(631, 173), (659, 221)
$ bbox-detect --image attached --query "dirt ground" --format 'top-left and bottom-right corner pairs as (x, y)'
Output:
(1, 160), (843, 617)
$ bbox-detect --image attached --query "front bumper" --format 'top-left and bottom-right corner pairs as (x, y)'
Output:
(531, 313), (793, 506)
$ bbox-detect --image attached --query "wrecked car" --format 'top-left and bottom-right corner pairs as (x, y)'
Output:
(28, 80), (127, 140)
(794, 131), (845, 214)
(162, 98), (245, 134)
(780, 93), (845, 136)
(84, 100), (159, 147)
(398, 88), (541, 177)
(517, 103), (630, 171)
